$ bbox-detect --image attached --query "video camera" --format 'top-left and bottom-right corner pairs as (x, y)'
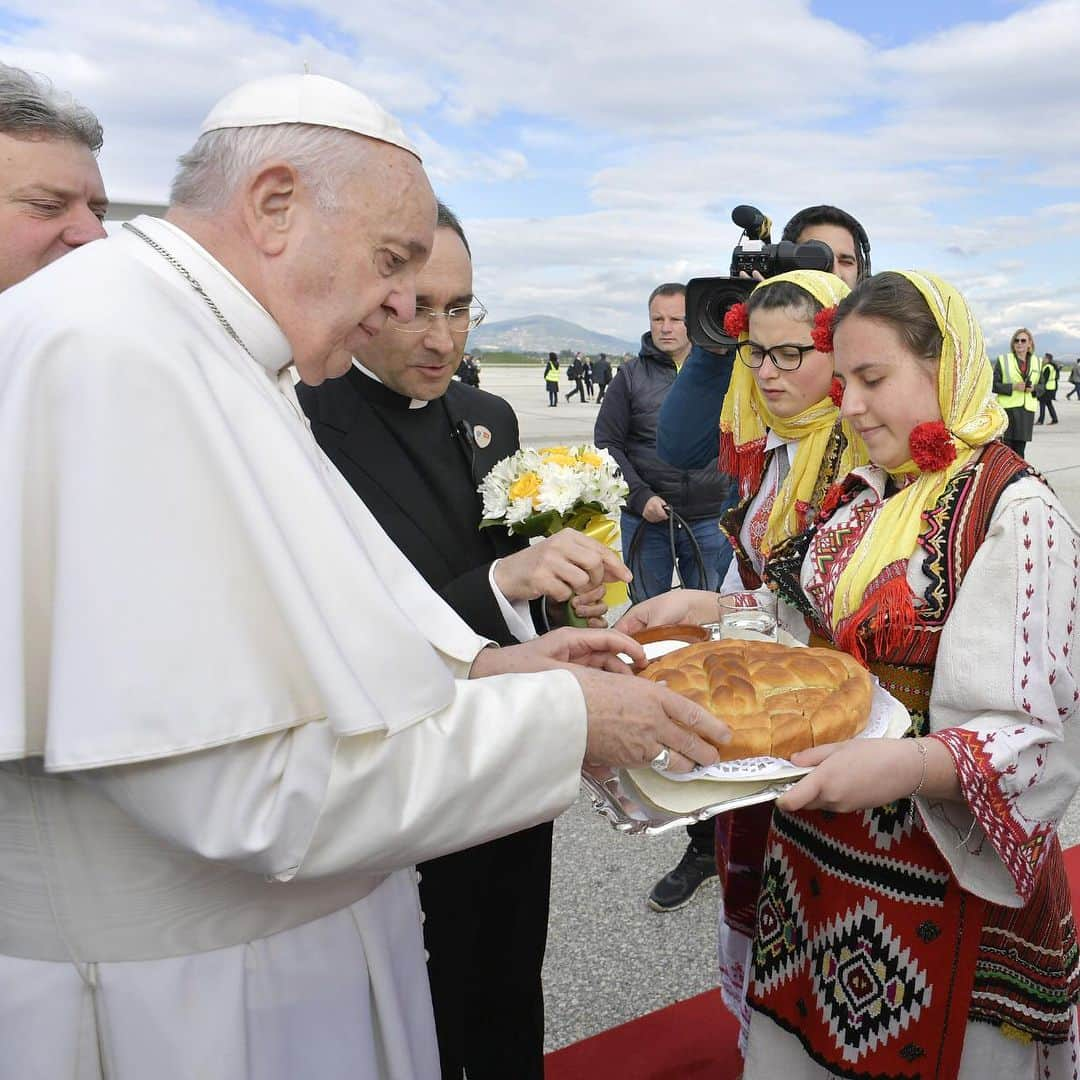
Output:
(685, 205), (834, 350)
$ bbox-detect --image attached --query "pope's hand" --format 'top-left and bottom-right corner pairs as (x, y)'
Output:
(614, 589), (719, 635)
(470, 626), (646, 676)
(573, 667), (730, 772)
(493, 528), (631, 604)
(468, 628), (731, 771)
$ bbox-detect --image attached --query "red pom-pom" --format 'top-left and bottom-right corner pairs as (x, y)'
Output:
(811, 306), (837, 353)
(908, 420), (957, 472)
(829, 377), (844, 408)
(723, 302), (749, 338)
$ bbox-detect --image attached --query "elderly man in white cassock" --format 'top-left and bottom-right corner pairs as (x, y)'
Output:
(0, 74), (729, 1079)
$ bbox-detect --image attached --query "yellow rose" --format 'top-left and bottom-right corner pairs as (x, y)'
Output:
(542, 453), (576, 468)
(577, 450), (604, 467)
(509, 471), (542, 505)
(540, 445), (570, 456)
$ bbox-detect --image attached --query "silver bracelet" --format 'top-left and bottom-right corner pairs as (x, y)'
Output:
(907, 739), (928, 823)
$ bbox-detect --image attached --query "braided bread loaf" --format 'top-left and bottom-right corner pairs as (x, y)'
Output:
(638, 639), (871, 761)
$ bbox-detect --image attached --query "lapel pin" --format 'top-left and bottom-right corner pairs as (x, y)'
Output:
(473, 424), (492, 449)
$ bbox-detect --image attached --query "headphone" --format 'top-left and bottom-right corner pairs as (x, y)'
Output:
(782, 205), (872, 279)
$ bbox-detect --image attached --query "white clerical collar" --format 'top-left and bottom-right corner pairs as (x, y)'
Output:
(352, 358), (430, 409)
(124, 215), (293, 377)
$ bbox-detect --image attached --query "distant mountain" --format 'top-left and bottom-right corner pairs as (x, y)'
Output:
(470, 314), (638, 356)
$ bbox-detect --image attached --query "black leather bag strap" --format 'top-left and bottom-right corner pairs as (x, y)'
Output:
(624, 505), (710, 604)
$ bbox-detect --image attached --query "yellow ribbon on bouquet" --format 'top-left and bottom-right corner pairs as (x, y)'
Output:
(564, 508), (631, 610)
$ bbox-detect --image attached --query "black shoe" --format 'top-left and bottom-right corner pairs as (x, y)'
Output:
(647, 845), (717, 912)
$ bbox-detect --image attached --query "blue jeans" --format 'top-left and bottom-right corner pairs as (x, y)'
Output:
(621, 508), (734, 603)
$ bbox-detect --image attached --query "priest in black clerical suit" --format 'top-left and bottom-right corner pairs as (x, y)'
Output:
(297, 205), (625, 1080)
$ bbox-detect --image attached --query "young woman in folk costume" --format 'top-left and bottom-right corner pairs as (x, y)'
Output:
(717, 268), (869, 1047)
(617, 269), (866, 1045)
(716, 269), (863, 630)
(741, 271), (1080, 1079)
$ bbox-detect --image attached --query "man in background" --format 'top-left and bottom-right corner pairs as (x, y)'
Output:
(1037, 352), (1059, 426)
(566, 350), (587, 401)
(1067, 360), (1080, 401)
(592, 352), (613, 402)
(456, 350), (480, 386)
(0, 61), (107, 292)
(596, 282), (733, 605)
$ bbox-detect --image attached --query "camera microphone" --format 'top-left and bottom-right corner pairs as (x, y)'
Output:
(452, 419), (476, 448)
(731, 204), (772, 244)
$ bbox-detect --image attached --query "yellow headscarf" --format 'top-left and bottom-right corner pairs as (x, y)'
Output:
(827, 270), (1008, 660)
(718, 269), (864, 556)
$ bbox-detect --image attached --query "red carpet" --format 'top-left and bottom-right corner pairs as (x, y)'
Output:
(546, 844), (1080, 1080)
(545, 988), (741, 1080)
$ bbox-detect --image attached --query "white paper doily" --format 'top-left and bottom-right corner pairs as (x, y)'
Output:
(661, 676), (909, 783)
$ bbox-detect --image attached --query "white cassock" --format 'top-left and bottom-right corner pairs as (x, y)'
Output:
(0, 216), (588, 1079)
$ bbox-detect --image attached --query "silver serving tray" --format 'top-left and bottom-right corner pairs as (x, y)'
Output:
(581, 764), (796, 835)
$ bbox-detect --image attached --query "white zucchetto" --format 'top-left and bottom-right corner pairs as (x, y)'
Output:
(200, 72), (420, 160)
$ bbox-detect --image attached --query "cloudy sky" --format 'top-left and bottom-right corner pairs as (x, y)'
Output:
(4, 0), (1080, 354)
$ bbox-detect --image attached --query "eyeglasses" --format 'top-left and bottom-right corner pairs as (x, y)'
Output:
(390, 300), (488, 334)
(735, 340), (818, 371)
(1014, 337), (1030, 344)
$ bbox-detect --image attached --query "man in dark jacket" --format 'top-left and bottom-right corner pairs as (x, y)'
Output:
(595, 283), (736, 913)
(566, 352), (587, 401)
(456, 351), (480, 387)
(1037, 352), (1059, 425)
(592, 352), (613, 402)
(298, 203), (620, 1080)
(595, 283), (734, 601)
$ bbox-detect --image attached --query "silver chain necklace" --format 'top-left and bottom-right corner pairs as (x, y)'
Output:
(123, 221), (256, 363)
(122, 221), (307, 424)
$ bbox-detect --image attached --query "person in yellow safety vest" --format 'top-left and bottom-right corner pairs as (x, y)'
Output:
(1037, 351), (1060, 426)
(543, 351), (561, 407)
(992, 326), (1040, 457)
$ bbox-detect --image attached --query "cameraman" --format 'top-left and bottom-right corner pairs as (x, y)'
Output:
(655, 204), (871, 471)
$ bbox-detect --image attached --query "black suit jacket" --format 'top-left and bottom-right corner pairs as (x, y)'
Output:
(298, 368), (533, 645)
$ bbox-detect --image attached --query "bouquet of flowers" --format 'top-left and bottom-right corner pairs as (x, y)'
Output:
(479, 443), (628, 536)
(479, 443), (630, 620)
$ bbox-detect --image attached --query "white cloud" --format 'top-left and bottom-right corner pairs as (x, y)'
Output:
(315, 0), (875, 134)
